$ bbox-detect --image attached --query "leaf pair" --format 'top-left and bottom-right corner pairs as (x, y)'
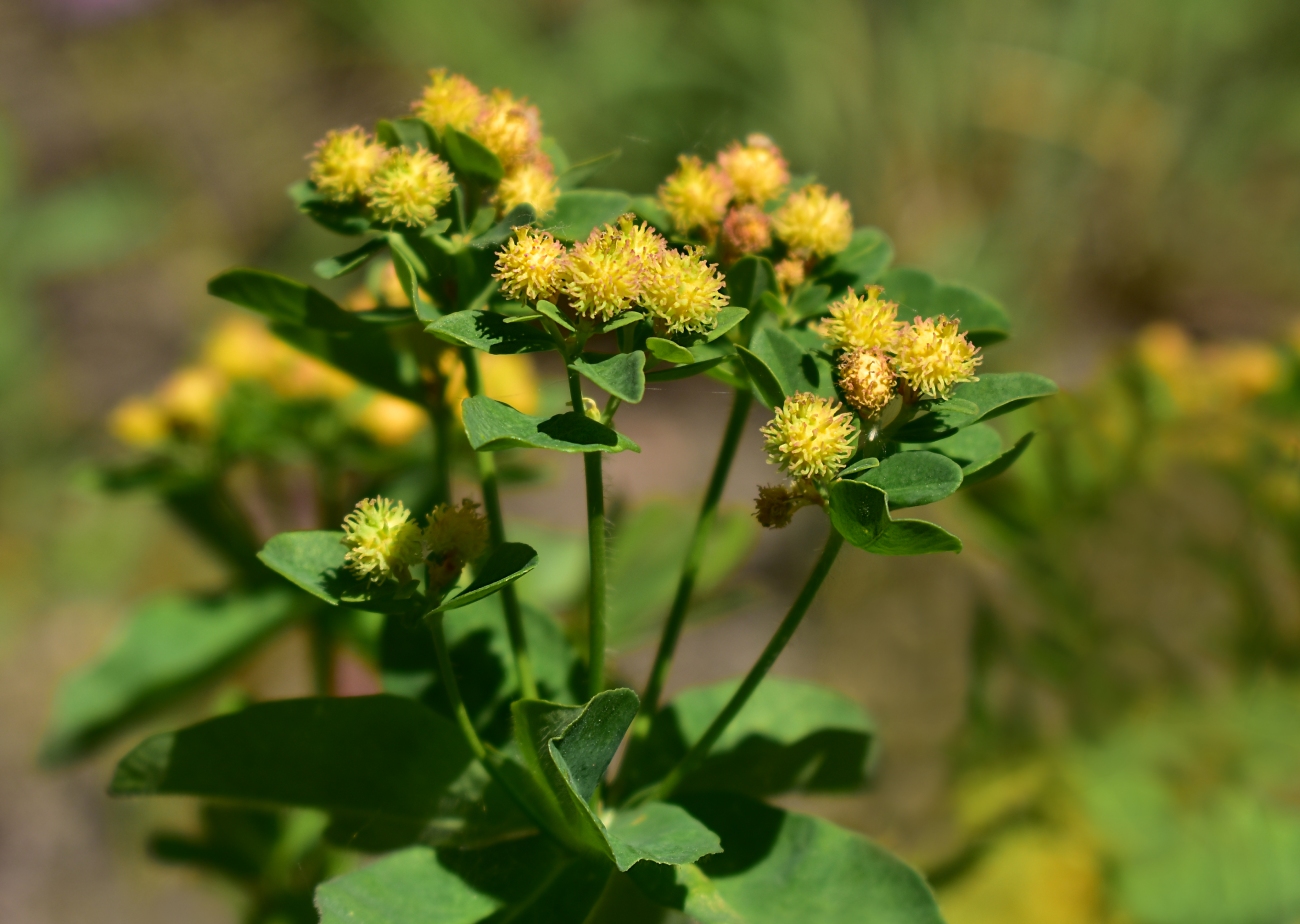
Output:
(829, 478), (962, 555)
(461, 395), (640, 454)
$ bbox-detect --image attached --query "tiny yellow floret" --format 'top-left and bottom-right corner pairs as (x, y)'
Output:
(641, 246), (729, 335)
(892, 315), (982, 400)
(494, 227), (568, 303)
(472, 89), (542, 170)
(721, 204), (773, 259)
(308, 127), (387, 203)
(563, 222), (645, 322)
(761, 392), (856, 481)
(718, 134), (789, 205)
(366, 147), (455, 227)
(837, 347), (897, 417)
(423, 499), (490, 591)
(496, 161), (560, 218)
(341, 497), (422, 585)
(820, 286), (903, 351)
(413, 69), (485, 134)
(109, 397), (169, 447)
(658, 155), (733, 234)
(773, 184), (853, 258)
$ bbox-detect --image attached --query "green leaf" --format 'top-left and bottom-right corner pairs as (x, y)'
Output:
(878, 267), (1011, 346)
(208, 268), (360, 331)
(257, 530), (420, 613)
(961, 431), (1034, 487)
(625, 677), (874, 799)
(736, 345), (787, 409)
(819, 227), (893, 288)
(867, 519), (962, 555)
(838, 457), (881, 479)
(377, 118), (438, 153)
(605, 802), (723, 870)
(725, 256), (777, 310)
(317, 846), (502, 924)
(40, 591), (297, 764)
(534, 298), (576, 331)
(111, 696), (474, 820)
(571, 351), (646, 403)
(313, 237), (387, 280)
(649, 793), (945, 924)
(426, 309), (555, 355)
(791, 283), (833, 319)
(900, 423), (1003, 469)
(471, 204), (536, 249)
(857, 451), (964, 509)
(559, 149), (621, 190)
(543, 190), (633, 242)
(441, 128), (504, 184)
(748, 326), (835, 401)
(645, 357), (727, 382)
(707, 306), (749, 342)
(601, 311), (644, 333)
(436, 543), (538, 612)
(896, 372), (1058, 440)
(828, 480), (889, 550)
(461, 396), (640, 454)
(287, 179), (371, 236)
(646, 337), (696, 365)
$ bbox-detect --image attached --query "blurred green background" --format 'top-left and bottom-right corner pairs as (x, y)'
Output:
(3, 1), (1300, 922)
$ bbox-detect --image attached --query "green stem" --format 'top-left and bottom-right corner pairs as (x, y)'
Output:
(430, 397), (453, 508)
(460, 348), (537, 699)
(425, 610), (487, 761)
(566, 365), (608, 699)
(639, 388), (752, 720)
(309, 611), (335, 697)
(634, 529), (844, 804)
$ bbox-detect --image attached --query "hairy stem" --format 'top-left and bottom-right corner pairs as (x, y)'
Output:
(425, 610), (487, 761)
(566, 366), (609, 699)
(634, 529), (844, 804)
(639, 387), (752, 720)
(461, 349), (537, 699)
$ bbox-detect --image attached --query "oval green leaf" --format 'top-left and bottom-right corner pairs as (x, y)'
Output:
(571, 351), (646, 404)
(426, 309), (555, 355)
(461, 396), (640, 454)
(441, 127), (504, 184)
(857, 451), (964, 509)
(543, 189), (633, 242)
(436, 543), (539, 612)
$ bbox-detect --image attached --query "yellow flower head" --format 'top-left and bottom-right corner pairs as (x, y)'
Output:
(721, 204), (773, 259)
(837, 347), (897, 417)
(413, 69), (485, 134)
(496, 160), (560, 218)
(423, 499), (490, 591)
(308, 127), (388, 203)
(773, 184), (853, 258)
(658, 155), (733, 234)
(761, 392), (856, 481)
(774, 256), (806, 292)
(754, 480), (822, 529)
(563, 222), (646, 321)
(494, 227), (568, 303)
(820, 286), (903, 351)
(717, 134), (789, 205)
(641, 246), (729, 335)
(341, 496), (423, 585)
(355, 394), (427, 446)
(109, 397), (169, 448)
(366, 146), (455, 227)
(157, 366), (227, 432)
(472, 89), (542, 170)
(893, 315), (981, 400)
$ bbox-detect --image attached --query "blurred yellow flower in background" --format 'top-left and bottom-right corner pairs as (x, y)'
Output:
(354, 394), (428, 446)
(156, 366), (227, 432)
(108, 397), (169, 448)
(439, 349), (539, 421)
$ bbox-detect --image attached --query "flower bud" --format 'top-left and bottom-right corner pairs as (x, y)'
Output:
(837, 347), (896, 417)
(761, 392), (856, 481)
(658, 155), (733, 235)
(342, 497), (423, 585)
(366, 147), (455, 228)
(423, 499), (490, 591)
(718, 134), (789, 205)
(472, 89), (542, 170)
(308, 127), (387, 203)
(721, 205), (773, 260)
(494, 227), (568, 303)
(774, 257), (806, 292)
(413, 69), (485, 134)
(820, 286), (902, 351)
(496, 161), (560, 218)
(754, 480), (822, 529)
(772, 184), (853, 258)
(641, 246), (729, 335)
(892, 315), (981, 400)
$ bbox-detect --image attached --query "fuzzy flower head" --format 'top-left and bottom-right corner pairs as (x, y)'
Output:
(718, 134), (789, 205)
(423, 499), (490, 591)
(495, 227), (567, 303)
(892, 315), (982, 400)
(721, 204), (773, 260)
(774, 257), (806, 292)
(496, 161), (559, 218)
(413, 69), (485, 134)
(837, 347), (897, 418)
(754, 480), (822, 529)
(366, 147), (455, 227)
(341, 497), (422, 586)
(658, 155), (733, 235)
(472, 89), (542, 170)
(820, 286), (903, 351)
(616, 214), (668, 261)
(563, 222), (646, 322)
(773, 184), (853, 258)
(308, 127), (387, 203)
(761, 392), (857, 481)
(641, 246), (729, 335)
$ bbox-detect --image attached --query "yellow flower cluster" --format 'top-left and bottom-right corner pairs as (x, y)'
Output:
(836, 347), (897, 417)
(341, 497), (423, 585)
(659, 155), (734, 236)
(761, 392), (857, 481)
(493, 216), (730, 335)
(772, 184), (853, 259)
(820, 287), (902, 352)
(412, 70), (559, 219)
(307, 128), (454, 228)
(718, 135), (790, 205)
(423, 499), (490, 591)
(657, 135), (790, 240)
(1138, 322), (1282, 416)
(308, 127), (388, 202)
(892, 316), (982, 401)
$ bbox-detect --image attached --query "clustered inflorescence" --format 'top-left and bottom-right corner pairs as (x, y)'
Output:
(341, 495), (489, 592)
(494, 216), (730, 336)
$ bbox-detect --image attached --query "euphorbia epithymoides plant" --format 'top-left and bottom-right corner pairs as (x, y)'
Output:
(55, 69), (1056, 922)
